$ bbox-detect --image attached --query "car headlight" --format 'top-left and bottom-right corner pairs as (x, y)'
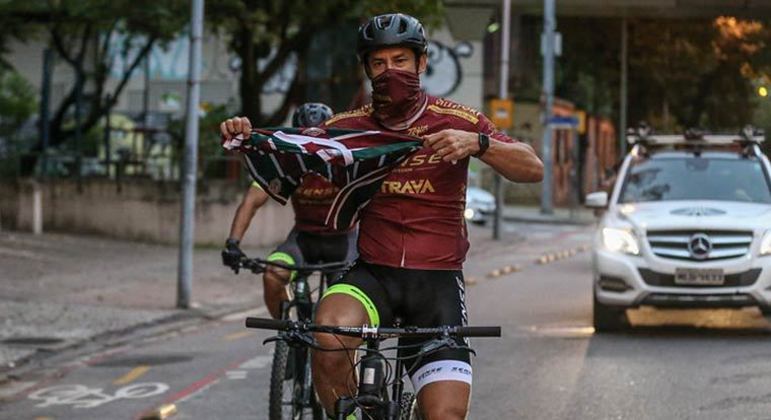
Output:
(602, 227), (640, 255)
(464, 208), (475, 220)
(761, 231), (771, 256)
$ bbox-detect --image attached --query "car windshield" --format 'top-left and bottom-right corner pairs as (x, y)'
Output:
(619, 155), (771, 204)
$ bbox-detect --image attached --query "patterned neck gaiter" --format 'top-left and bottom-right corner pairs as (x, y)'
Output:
(370, 68), (427, 131)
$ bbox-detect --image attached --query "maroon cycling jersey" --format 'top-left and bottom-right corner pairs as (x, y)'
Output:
(291, 174), (349, 234)
(322, 96), (515, 269)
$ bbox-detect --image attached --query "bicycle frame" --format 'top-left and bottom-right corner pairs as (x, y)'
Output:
(334, 337), (404, 420)
(238, 256), (348, 420)
(279, 271), (334, 415)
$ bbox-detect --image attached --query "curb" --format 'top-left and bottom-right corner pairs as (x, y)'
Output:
(0, 302), (262, 379)
(502, 214), (595, 226)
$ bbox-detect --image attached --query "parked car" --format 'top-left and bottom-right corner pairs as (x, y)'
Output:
(465, 186), (496, 225)
(586, 127), (771, 331)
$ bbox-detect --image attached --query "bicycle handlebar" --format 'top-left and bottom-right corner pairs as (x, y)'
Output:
(245, 317), (501, 338)
(239, 257), (350, 275)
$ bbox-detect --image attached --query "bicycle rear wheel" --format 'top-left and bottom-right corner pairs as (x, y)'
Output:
(269, 340), (323, 420)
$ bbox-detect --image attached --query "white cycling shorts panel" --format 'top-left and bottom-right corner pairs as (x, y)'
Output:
(410, 360), (473, 395)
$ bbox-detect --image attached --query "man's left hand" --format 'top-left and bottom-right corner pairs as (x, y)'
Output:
(422, 129), (480, 162)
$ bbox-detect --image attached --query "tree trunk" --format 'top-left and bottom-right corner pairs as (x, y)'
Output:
(238, 27), (262, 124)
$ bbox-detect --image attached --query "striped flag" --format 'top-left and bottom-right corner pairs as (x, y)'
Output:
(223, 127), (422, 230)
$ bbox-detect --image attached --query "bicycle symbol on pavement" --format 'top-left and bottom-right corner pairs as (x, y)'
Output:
(28, 383), (169, 409)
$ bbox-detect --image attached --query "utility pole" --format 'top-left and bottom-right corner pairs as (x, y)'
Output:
(540, 0), (555, 215)
(493, 0), (511, 240)
(619, 17), (629, 157)
(177, 0), (204, 309)
(39, 48), (53, 177)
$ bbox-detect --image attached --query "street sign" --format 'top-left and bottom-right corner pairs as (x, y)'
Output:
(488, 98), (514, 129)
(576, 111), (587, 134)
(548, 116), (579, 129)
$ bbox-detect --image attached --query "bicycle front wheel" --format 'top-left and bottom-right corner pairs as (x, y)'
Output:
(399, 392), (421, 420)
(269, 340), (323, 420)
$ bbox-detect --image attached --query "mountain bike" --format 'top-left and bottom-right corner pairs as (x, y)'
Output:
(244, 317), (501, 420)
(239, 256), (350, 420)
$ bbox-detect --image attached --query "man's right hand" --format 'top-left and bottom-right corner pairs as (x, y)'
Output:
(219, 116), (253, 141)
(222, 238), (245, 273)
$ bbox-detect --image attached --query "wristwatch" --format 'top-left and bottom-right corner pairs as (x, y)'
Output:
(473, 133), (490, 158)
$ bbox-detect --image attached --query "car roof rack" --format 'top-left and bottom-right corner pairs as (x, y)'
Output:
(627, 124), (765, 146)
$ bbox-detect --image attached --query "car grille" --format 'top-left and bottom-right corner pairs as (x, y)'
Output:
(646, 230), (753, 261)
(641, 293), (756, 307)
(639, 268), (762, 288)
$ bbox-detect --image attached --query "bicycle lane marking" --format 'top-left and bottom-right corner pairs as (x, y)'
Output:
(133, 351), (274, 418)
(113, 365), (151, 385)
(28, 382), (170, 409)
(5, 344), (133, 404)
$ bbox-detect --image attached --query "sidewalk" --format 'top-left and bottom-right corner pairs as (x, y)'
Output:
(0, 232), (272, 371)
(0, 218), (595, 373)
(503, 204), (597, 225)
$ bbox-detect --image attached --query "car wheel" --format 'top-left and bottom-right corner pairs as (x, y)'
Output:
(593, 291), (630, 332)
(759, 305), (771, 318)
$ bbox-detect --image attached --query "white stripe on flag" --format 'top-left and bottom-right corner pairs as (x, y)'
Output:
(273, 131), (354, 166)
(295, 154), (307, 172)
(269, 154), (285, 177)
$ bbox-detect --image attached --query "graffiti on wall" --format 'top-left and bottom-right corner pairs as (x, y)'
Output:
(422, 40), (473, 97)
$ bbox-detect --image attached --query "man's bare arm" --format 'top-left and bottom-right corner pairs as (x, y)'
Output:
(228, 186), (270, 241)
(423, 129), (543, 183)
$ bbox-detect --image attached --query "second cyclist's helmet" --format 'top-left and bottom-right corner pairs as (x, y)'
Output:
(356, 13), (428, 61)
(291, 103), (334, 128)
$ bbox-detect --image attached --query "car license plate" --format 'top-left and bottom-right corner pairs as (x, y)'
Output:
(674, 268), (725, 285)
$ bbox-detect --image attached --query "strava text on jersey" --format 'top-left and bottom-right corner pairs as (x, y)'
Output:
(323, 96), (516, 270)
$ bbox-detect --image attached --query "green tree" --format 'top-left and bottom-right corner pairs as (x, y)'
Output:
(0, 69), (37, 137)
(0, 68), (37, 177)
(205, 0), (443, 125)
(556, 17), (771, 132)
(0, 0), (188, 168)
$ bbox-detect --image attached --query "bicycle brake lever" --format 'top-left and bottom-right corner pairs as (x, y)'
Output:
(287, 331), (316, 348)
(263, 335), (281, 345)
(420, 337), (454, 354)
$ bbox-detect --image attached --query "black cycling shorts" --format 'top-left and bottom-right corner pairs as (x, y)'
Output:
(323, 261), (471, 380)
(268, 228), (358, 281)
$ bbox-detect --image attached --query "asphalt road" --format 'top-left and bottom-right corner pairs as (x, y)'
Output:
(4, 223), (771, 419)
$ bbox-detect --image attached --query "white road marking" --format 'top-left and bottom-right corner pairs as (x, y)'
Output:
(239, 355), (273, 370)
(225, 370), (248, 380)
(28, 382), (168, 409)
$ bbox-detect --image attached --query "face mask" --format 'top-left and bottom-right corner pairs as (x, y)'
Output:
(370, 68), (427, 130)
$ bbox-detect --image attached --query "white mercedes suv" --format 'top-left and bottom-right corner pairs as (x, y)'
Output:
(586, 127), (771, 331)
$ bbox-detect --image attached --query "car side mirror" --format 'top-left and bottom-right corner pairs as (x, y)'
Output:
(585, 191), (608, 209)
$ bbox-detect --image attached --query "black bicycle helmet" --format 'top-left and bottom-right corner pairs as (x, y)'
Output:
(356, 13), (428, 61)
(291, 102), (334, 128)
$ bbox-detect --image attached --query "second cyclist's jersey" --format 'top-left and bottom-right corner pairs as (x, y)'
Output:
(290, 174), (346, 234)
(322, 97), (516, 270)
(251, 175), (346, 234)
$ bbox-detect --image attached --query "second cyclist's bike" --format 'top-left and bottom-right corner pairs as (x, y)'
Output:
(238, 256), (350, 420)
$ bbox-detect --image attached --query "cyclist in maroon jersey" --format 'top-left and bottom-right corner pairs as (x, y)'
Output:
(221, 103), (357, 319)
(219, 14), (543, 418)
(309, 14), (543, 419)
